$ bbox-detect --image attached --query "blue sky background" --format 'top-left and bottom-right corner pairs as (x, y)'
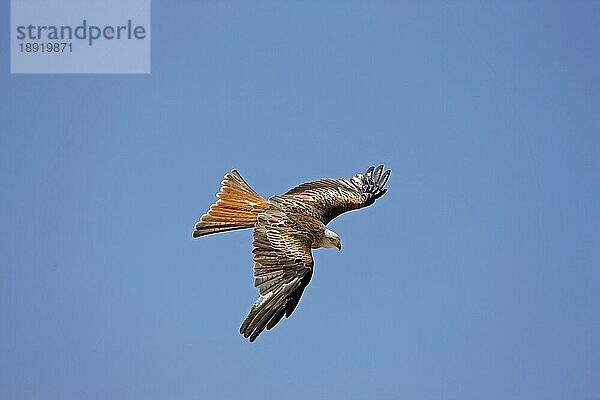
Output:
(1, 2), (599, 399)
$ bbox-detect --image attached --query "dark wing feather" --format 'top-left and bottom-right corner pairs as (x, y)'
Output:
(240, 209), (316, 342)
(270, 164), (391, 224)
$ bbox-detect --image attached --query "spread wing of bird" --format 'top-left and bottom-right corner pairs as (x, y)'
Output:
(240, 209), (319, 342)
(270, 165), (391, 225)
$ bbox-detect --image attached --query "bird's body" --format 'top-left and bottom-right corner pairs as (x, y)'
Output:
(192, 165), (390, 342)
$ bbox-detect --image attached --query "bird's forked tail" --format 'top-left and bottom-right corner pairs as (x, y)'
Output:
(192, 170), (270, 238)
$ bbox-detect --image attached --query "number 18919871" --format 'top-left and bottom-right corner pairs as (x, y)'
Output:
(19, 43), (72, 53)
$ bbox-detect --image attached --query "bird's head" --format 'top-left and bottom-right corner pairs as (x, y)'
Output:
(323, 228), (342, 251)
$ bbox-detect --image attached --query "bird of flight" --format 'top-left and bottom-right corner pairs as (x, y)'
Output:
(192, 165), (391, 342)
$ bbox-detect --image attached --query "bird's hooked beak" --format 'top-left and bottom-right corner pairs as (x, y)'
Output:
(324, 228), (342, 251)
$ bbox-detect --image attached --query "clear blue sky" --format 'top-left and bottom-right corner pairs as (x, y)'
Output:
(1, 2), (599, 399)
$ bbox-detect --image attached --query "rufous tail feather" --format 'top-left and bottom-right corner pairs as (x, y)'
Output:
(192, 170), (269, 238)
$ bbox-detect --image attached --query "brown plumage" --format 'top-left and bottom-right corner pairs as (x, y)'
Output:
(192, 165), (390, 342)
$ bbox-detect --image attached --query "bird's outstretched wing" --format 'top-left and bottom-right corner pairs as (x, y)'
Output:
(270, 164), (391, 225)
(240, 209), (320, 342)
(240, 209), (317, 342)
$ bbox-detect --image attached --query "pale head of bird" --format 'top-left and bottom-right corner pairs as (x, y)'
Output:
(323, 228), (342, 251)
